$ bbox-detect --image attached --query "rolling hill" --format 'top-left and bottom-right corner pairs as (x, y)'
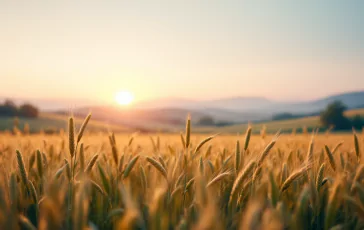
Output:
(71, 90), (364, 129)
(2, 90), (363, 133)
(132, 90), (364, 115)
(0, 113), (132, 134)
(195, 108), (364, 134)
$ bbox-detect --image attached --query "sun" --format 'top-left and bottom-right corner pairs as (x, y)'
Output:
(115, 91), (134, 106)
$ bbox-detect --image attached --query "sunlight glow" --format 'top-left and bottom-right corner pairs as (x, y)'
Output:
(115, 91), (134, 106)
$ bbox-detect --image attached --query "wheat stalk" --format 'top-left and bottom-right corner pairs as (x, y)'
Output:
(146, 157), (168, 181)
(324, 145), (336, 171)
(257, 133), (279, 166)
(85, 154), (99, 175)
(185, 115), (191, 149)
(281, 165), (311, 193)
(77, 113), (91, 143)
(354, 131), (361, 163)
(244, 126), (252, 151)
(316, 163), (325, 192)
(229, 161), (256, 204)
(68, 117), (75, 158)
(123, 155), (140, 178)
(16, 150), (29, 191)
(206, 171), (232, 188)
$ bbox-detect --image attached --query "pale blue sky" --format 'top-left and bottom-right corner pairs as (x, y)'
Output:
(1, 0), (363, 105)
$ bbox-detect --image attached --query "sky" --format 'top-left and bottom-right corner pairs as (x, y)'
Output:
(1, 0), (364, 107)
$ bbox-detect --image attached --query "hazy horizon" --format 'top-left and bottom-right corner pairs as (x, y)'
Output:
(1, 1), (364, 106)
(1, 88), (364, 111)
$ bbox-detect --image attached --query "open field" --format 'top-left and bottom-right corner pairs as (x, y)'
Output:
(3, 108), (363, 135)
(0, 113), (131, 134)
(0, 115), (364, 229)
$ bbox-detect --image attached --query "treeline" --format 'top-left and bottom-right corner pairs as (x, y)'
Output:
(272, 111), (320, 121)
(0, 99), (39, 118)
(273, 100), (364, 131)
(320, 101), (364, 130)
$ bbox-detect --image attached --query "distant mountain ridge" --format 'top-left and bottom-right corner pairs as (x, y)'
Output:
(132, 90), (364, 114)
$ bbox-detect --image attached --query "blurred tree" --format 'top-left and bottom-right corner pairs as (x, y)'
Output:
(197, 116), (215, 126)
(19, 104), (39, 118)
(272, 112), (296, 121)
(0, 99), (18, 116)
(320, 101), (351, 130)
(351, 115), (364, 130)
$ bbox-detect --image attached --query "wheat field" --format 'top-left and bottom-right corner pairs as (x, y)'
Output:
(0, 114), (363, 230)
